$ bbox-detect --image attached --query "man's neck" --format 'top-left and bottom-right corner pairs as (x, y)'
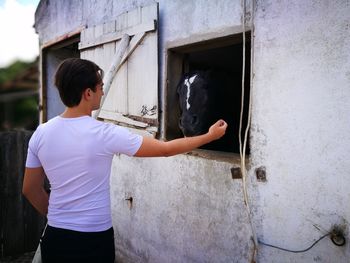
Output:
(61, 106), (91, 118)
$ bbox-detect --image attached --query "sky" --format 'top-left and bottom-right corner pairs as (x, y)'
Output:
(0, 0), (40, 67)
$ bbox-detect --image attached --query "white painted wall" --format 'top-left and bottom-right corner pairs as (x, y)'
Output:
(251, 0), (350, 262)
(110, 154), (252, 262)
(35, 0), (350, 262)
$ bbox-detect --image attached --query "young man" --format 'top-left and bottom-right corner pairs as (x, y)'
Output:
(23, 58), (227, 262)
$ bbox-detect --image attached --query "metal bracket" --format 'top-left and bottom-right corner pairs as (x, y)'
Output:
(231, 167), (242, 179)
(255, 166), (267, 182)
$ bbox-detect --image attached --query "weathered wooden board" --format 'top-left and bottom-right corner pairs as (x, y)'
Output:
(79, 3), (158, 135)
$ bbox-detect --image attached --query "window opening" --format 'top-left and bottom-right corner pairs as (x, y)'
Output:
(42, 37), (80, 121)
(166, 33), (251, 154)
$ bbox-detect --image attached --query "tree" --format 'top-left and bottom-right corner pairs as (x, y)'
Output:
(0, 59), (39, 131)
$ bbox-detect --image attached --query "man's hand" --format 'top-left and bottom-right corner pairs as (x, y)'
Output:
(208, 120), (228, 140)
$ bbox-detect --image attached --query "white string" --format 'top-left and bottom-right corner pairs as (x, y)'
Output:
(239, 0), (258, 261)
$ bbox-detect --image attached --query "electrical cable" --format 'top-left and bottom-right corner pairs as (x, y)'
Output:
(258, 233), (331, 253)
(238, 0), (258, 261)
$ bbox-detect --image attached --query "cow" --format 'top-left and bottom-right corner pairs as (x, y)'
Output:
(177, 70), (249, 153)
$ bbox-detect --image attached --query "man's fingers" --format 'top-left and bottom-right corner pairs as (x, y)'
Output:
(217, 120), (227, 128)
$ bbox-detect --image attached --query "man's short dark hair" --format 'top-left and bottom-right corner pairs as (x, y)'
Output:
(55, 58), (103, 107)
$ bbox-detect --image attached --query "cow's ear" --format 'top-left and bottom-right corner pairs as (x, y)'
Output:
(177, 82), (186, 96)
(176, 83), (181, 94)
(176, 75), (186, 94)
(204, 70), (213, 81)
(202, 70), (216, 90)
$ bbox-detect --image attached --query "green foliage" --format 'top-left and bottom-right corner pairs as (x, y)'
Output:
(13, 96), (39, 130)
(0, 59), (39, 131)
(0, 60), (33, 85)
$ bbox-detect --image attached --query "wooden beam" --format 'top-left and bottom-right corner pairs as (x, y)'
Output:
(79, 20), (156, 50)
(92, 34), (130, 119)
(41, 26), (85, 49)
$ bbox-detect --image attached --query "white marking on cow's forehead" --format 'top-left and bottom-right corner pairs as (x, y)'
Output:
(184, 75), (197, 110)
(189, 75), (197, 84)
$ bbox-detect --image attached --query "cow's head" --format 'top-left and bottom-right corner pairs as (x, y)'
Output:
(176, 69), (248, 153)
(177, 71), (217, 137)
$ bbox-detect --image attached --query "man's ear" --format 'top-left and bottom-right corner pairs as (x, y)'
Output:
(83, 88), (92, 101)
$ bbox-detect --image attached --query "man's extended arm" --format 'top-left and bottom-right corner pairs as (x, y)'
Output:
(22, 167), (49, 216)
(135, 120), (227, 157)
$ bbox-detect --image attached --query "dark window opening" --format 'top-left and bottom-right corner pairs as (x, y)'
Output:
(166, 33), (251, 154)
(42, 37), (80, 121)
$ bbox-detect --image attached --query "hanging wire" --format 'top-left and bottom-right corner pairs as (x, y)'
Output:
(239, 0), (247, 210)
(258, 233), (331, 253)
(238, 0), (258, 261)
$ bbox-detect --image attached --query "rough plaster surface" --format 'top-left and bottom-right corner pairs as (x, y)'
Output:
(35, 0), (350, 262)
(159, 0), (242, 42)
(251, 0), (350, 262)
(111, 154), (253, 262)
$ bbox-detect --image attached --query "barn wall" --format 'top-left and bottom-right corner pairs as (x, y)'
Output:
(34, 0), (350, 262)
(107, 1), (254, 261)
(110, 153), (253, 262)
(252, 0), (350, 262)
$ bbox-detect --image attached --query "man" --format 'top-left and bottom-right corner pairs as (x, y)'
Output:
(23, 58), (227, 262)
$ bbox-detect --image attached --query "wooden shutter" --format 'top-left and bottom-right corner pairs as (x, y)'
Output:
(79, 3), (158, 136)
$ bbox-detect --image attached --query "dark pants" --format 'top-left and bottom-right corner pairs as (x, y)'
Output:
(41, 225), (115, 263)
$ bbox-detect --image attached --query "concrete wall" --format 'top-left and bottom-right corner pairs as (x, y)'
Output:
(35, 0), (350, 262)
(252, 0), (350, 262)
(110, 153), (252, 262)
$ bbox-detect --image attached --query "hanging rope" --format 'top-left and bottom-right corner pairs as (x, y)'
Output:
(238, 0), (258, 261)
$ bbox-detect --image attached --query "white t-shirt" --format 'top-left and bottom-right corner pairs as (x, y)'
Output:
(26, 115), (143, 232)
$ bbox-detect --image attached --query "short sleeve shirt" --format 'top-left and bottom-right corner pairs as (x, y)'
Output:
(26, 116), (143, 232)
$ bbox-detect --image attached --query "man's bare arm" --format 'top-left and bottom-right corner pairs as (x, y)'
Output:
(22, 167), (49, 216)
(135, 120), (227, 157)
